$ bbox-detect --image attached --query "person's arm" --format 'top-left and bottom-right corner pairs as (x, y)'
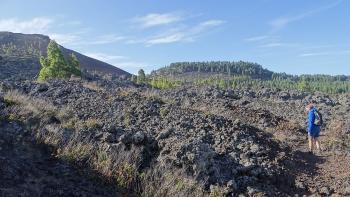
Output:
(308, 110), (314, 132)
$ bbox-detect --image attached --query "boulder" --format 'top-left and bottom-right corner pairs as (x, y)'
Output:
(35, 83), (49, 93)
(279, 91), (290, 100)
(132, 131), (146, 145)
(118, 133), (132, 144)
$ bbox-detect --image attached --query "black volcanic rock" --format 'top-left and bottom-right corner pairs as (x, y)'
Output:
(2, 78), (350, 196)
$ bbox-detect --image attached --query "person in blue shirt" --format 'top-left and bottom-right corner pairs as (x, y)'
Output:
(305, 104), (321, 154)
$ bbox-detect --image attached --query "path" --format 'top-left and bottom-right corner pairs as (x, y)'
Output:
(288, 134), (350, 196)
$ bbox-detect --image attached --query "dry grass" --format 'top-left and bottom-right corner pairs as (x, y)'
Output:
(4, 90), (73, 125)
(141, 169), (205, 197)
(115, 161), (140, 190)
(93, 149), (113, 178)
(84, 117), (102, 128)
(117, 89), (133, 97)
(4, 90), (56, 117)
(59, 141), (94, 164)
(140, 90), (160, 99)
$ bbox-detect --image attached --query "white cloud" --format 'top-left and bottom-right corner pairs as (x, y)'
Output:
(83, 52), (148, 74)
(144, 19), (225, 46)
(269, 15), (306, 31)
(269, 0), (342, 31)
(51, 33), (125, 47)
(133, 13), (183, 28)
(258, 42), (299, 48)
(84, 52), (126, 62)
(116, 61), (148, 69)
(301, 44), (336, 50)
(50, 33), (81, 45)
(244, 35), (269, 42)
(300, 50), (350, 57)
(0, 17), (125, 47)
(299, 52), (330, 57)
(0, 17), (87, 47)
(197, 20), (225, 28)
(0, 17), (53, 34)
(87, 34), (125, 45)
(146, 33), (186, 45)
(191, 20), (225, 34)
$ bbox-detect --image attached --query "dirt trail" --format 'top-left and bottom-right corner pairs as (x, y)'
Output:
(289, 134), (350, 196)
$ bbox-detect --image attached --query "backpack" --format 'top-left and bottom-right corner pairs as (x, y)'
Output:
(313, 110), (323, 126)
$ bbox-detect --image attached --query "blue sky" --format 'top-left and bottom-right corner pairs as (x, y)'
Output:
(0, 0), (349, 75)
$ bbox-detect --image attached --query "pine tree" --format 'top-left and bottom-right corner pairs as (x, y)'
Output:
(137, 69), (146, 84)
(38, 40), (81, 81)
(67, 53), (82, 77)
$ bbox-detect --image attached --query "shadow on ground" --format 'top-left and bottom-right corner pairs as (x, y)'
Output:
(283, 147), (327, 195)
(0, 120), (120, 197)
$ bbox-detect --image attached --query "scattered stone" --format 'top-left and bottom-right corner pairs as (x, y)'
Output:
(295, 180), (306, 190)
(1, 79), (349, 196)
(35, 83), (49, 92)
(132, 131), (146, 145)
(279, 91), (290, 100)
(157, 128), (173, 140)
(320, 186), (331, 195)
(118, 133), (132, 144)
(100, 132), (118, 143)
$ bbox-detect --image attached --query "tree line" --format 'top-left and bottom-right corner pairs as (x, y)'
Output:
(141, 62), (350, 94)
(153, 61), (274, 79)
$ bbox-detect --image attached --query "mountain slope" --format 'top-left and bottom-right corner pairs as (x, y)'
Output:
(0, 32), (130, 80)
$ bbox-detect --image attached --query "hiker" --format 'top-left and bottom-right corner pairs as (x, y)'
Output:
(305, 104), (322, 154)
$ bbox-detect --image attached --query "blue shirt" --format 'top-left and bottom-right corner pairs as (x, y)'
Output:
(307, 107), (317, 132)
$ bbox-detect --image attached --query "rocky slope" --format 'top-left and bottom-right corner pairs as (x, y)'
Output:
(1, 79), (350, 196)
(0, 32), (131, 80)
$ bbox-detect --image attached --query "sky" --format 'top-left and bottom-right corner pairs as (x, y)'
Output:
(0, 0), (349, 75)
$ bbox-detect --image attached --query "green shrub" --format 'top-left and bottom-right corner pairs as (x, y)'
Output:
(38, 40), (81, 81)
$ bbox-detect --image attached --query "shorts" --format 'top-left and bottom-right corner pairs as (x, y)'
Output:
(308, 125), (321, 138)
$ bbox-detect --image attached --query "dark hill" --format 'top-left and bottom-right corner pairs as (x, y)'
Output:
(151, 61), (276, 80)
(151, 61), (350, 94)
(0, 32), (130, 80)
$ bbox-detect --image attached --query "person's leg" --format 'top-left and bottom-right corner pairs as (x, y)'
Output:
(315, 138), (321, 151)
(314, 126), (321, 151)
(308, 136), (313, 152)
(312, 137), (316, 151)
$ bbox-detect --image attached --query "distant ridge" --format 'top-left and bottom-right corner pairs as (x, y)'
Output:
(0, 32), (131, 79)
